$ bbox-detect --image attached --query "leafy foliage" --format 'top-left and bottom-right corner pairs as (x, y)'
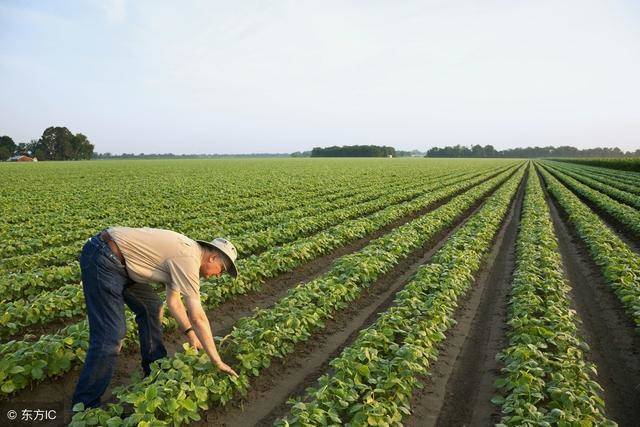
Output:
(540, 163), (640, 239)
(0, 161), (518, 396)
(493, 167), (613, 426)
(69, 165), (523, 425)
(276, 165), (524, 426)
(0, 172), (457, 302)
(545, 161), (640, 196)
(543, 161), (640, 210)
(556, 157), (640, 172)
(538, 164), (640, 330)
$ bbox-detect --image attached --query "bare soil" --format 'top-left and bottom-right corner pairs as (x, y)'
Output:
(403, 170), (524, 427)
(540, 169), (640, 426)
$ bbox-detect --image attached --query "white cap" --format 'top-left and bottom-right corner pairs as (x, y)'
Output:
(196, 237), (238, 278)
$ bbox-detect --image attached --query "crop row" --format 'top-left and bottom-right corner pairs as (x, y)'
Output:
(548, 162), (640, 196)
(0, 165), (519, 397)
(555, 160), (640, 184)
(0, 178), (383, 269)
(0, 179), (412, 300)
(2, 159), (455, 227)
(0, 172), (443, 301)
(1, 162), (448, 256)
(493, 167), (612, 425)
(276, 162), (524, 426)
(539, 163), (640, 239)
(68, 165), (524, 426)
(554, 157), (640, 173)
(0, 171), (421, 263)
(0, 176), (414, 296)
(0, 167), (509, 336)
(542, 162), (640, 210)
(537, 164), (640, 329)
(1, 167), (492, 277)
(0, 161), (365, 228)
(0, 167), (499, 394)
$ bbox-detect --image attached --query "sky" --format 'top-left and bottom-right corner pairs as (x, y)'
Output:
(1, 0), (640, 154)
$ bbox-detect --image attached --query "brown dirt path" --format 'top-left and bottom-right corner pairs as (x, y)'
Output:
(403, 168), (524, 427)
(540, 169), (640, 426)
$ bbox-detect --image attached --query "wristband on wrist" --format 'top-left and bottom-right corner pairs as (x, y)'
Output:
(184, 327), (194, 335)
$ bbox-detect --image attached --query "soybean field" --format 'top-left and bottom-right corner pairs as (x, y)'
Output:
(1, 158), (639, 426)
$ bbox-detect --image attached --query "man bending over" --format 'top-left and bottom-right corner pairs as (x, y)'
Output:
(72, 227), (239, 409)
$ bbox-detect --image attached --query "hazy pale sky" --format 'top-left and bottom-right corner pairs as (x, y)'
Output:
(1, 0), (639, 154)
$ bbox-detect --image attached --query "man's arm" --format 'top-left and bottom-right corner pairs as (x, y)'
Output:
(165, 289), (192, 332)
(166, 290), (237, 376)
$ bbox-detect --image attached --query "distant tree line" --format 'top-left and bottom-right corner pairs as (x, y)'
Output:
(1, 127), (94, 161)
(310, 145), (396, 157)
(426, 144), (640, 158)
(292, 147), (421, 157)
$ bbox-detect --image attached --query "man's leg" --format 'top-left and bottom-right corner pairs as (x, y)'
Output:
(72, 235), (129, 409)
(123, 282), (167, 376)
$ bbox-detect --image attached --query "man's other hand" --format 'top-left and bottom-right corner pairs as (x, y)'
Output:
(187, 333), (202, 351)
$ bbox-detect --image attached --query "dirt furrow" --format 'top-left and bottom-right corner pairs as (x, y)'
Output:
(403, 169), (524, 427)
(197, 181), (504, 427)
(8, 173), (505, 421)
(540, 170), (640, 426)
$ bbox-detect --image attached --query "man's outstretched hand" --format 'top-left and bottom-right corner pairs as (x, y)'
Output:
(216, 361), (238, 377)
(187, 334), (237, 377)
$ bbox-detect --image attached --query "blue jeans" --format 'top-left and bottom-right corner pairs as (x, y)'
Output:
(71, 232), (167, 409)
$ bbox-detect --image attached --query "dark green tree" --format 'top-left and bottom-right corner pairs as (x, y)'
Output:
(0, 135), (16, 160)
(33, 127), (71, 160)
(32, 127), (94, 160)
(70, 133), (94, 160)
(471, 144), (485, 157)
(310, 145), (396, 157)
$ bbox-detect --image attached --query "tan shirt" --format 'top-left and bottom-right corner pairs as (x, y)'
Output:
(108, 227), (203, 297)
